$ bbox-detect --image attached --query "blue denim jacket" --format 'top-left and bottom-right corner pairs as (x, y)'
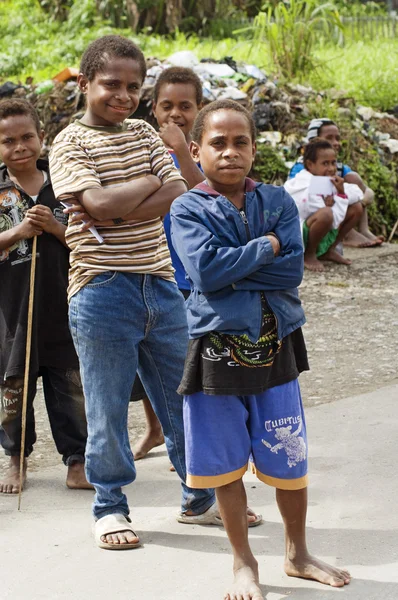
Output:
(170, 179), (306, 342)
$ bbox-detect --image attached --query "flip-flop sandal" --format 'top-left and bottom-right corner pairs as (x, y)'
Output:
(247, 507), (263, 528)
(177, 503), (263, 527)
(94, 513), (141, 550)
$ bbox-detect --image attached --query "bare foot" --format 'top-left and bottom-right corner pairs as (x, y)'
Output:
(343, 229), (376, 248)
(101, 530), (140, 546)
(133, 430), (164, 460)
(285, 553), (351, 587)
(0, 455), (26, 494)
(224, 562), (263, 600)
(359, 229), (384, 244)
(320, 249), (351, 265)
(304, 255), (324, 272)
(66, 462), (94, 490)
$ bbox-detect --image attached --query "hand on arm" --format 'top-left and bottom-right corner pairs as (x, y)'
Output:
(122, 179), (187, 222)
(159, 123), (205, 189)
(265, 234), (280, 256)
(62, 198), (100, 231)
(0, 217), (42, 251)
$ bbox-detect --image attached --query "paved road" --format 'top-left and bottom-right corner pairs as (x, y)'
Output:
(1, 384), (397, 600)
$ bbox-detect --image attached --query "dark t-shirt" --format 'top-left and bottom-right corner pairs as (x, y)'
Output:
(0, 159), (79, 380)
(178, 295), (309, 396)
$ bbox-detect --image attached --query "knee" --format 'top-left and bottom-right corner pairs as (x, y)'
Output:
(362, 187), (375, 207)
(315, 207), (334, 225)
(348, 201), (363, 221)
(215, 478), (243, 495)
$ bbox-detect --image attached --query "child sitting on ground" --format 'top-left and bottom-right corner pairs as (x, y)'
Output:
(131, 66), (205, 462)
(285, 137), (363, 272)
(0, 98), (90, 494)
(289, 117), (381, 247)
(171, 99), (350, 600)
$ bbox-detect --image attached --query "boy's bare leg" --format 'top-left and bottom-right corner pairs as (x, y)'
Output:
(0, 455), (27, 494)
(133, 397), (164, 460)
(304, 208), (333, 272)
(321, 203), (363, 265)
(216, 479), (263, 600)
(277, 487), (351, 587)
(358, 206), (384, 242)
(66, 462), (94, 490)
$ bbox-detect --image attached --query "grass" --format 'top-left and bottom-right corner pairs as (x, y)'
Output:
(0, 1), (398, 110)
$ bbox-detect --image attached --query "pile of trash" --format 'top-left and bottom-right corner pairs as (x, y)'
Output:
(1, 49), (397, 165)
(1, 50), (397, 235)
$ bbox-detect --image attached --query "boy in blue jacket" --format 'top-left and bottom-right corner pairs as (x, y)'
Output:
(171, 100), (350, 599)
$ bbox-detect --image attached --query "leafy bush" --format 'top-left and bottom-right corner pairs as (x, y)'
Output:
(245, 0), (343, 79)
(253, 145), (289, 185)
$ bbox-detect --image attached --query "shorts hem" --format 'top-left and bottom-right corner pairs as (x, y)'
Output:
(187, 464), (248, 489)
(252, 464), (308, 490)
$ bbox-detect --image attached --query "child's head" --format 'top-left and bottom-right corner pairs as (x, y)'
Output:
(190, 99), (256, 189)
(307, 118), (341, 154)
(304, 138), (337, 177)
(153, 67), (203, 140)
(78, 35), (147, 127)
(0, 99), (43, 173)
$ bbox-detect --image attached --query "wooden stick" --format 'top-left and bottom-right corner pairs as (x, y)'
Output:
(388, 218), (398, 243)
(18, 235), (37, 510)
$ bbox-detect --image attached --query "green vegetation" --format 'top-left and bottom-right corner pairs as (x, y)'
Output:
(1, 1), (397, 111)
(242, 0), (343, 80)
(0, 0), (396, 235)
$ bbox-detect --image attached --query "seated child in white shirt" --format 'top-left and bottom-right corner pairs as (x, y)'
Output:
(284, 137), (363, 273)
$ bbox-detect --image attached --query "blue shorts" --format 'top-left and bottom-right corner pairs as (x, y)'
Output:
(183, 379), (308, 490)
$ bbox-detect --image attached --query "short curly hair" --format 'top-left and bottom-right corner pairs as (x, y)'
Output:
(80, 35), (146, 82)
(154, 67), (203, 106)
(0, 98), (41, 134)
(192, 99), (256, 144)
(303, 137), (335, 168)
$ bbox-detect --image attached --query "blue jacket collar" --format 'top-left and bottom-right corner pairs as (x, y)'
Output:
(195, 177), (258, 197)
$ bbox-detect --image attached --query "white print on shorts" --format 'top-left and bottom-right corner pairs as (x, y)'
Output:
(262, 420), (307, 468)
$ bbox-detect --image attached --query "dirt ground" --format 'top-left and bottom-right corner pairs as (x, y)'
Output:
(1, 243), (397, 475)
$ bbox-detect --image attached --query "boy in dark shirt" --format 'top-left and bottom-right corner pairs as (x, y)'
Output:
(0, 99), (90, 493)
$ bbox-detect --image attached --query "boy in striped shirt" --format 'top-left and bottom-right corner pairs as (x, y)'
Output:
(49, 35), (216, 549)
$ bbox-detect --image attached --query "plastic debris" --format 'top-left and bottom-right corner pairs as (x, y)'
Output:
(197, 62), (236, 78)
(357, 106), (375, 121)
(1, 51), (395, 182)
(167, 51), (199, 68)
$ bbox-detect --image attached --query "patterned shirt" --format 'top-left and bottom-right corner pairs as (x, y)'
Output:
(49, 119), (185, 300)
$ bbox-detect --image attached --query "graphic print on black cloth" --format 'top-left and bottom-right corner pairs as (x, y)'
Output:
(0, 188), (31, 264)
(205, 294), (281, 368)
(178, 296), (309, 397)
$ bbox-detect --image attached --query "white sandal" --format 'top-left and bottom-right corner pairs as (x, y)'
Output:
(177, 503), (263, 527)
(94, 513), (141, 550)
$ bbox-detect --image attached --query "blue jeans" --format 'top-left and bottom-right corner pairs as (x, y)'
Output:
(69, 272), (215, 520)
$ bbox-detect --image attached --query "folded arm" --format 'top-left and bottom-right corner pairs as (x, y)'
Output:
(171, 205), (276, 293)
(70, 175), (162, 221)
(232, 195), (304, 291)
